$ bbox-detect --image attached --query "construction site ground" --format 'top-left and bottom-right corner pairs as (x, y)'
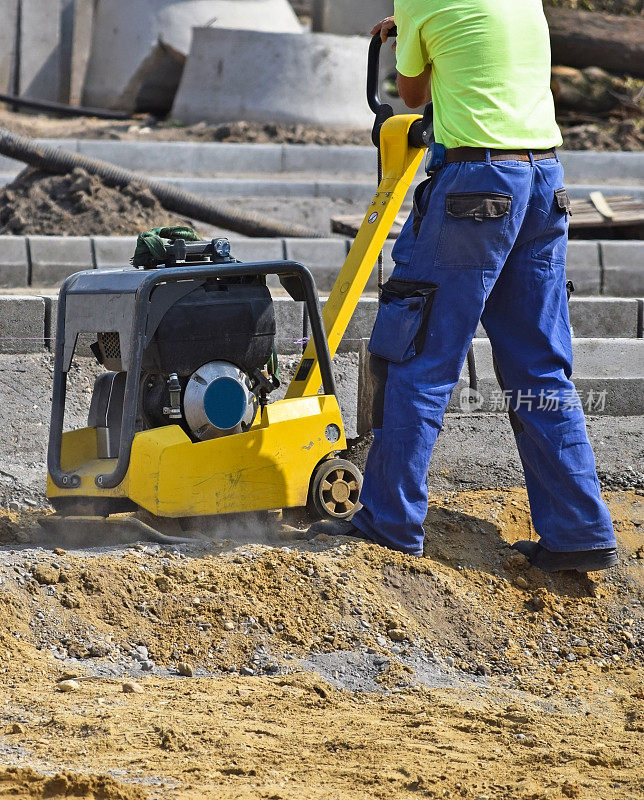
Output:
(0, 107), (641, 798)
(0, 487), (642, 800)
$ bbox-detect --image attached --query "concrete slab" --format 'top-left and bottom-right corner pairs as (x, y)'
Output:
(285, 238), (348, 292)
(29, 236), (93, 287)
(75, 141), (284, 176)
(568, 297), (640, 338)
(0, 237), (29, 288)
(0, 295), (45, 353)
(341, 298), (377, 352)
(58, 0), (75, 105)
(446, 338), (644, 416)
(92, 237), (137, 270)
(282, 144), (376, 175)
(566, 184), (644, 200)
(566, 241), (601, 295)
(230, 238), (286, 291)
(68, 0), (95, 106)
(273, 298), (306, 354)
(601, 241), (644, 298)
(19, 0), (62, 101)
(229, 238), (285, 263)
(559, 151), (644, 185)
(172, 28), (373, 128)
(83, 0), (301, 111)
(312, 0), (392, 34)
(0, 0), (18, 93)
(356, 337), (643, 422)
(157, 177), (320, 198)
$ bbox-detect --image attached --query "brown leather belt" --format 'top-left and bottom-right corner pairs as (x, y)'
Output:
(444, 147), (557, 164)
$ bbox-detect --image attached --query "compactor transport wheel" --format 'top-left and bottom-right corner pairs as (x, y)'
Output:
(310, 458), (362, 520)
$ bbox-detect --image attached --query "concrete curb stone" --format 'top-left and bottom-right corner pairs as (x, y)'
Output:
(568, 297), (640, 338)
(601, 241), (644, 297)
(0, 236), (29, 288)
(0, 141), (641, 180)
(29, 236), (93, 286)
(564, 241), (601, 295)
(0, 295), (45, 353)
(93, 236), (137, 270)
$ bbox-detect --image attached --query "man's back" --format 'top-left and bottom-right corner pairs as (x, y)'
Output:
(394, 0), (562, 149)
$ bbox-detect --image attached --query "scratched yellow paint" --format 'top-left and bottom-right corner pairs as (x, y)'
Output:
(49, 396), (344, 516)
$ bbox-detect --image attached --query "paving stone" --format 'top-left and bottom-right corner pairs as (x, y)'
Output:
(29, 236), (93, 286)
(273, 298), (307, 354)
(284, 239), (348, 292)
(447, 338), (644, 416)
(0, 295), (45, 353)
(559, 151), (644, 184)
(282, 144), (376, 175)
(228, 238), (285, 263)
(601, 241), (644, 298)
(92, 236), (137, 270)
(0, 236), (29, 288)
(566, 241), (601, 295)
(568, 298), (639, 338)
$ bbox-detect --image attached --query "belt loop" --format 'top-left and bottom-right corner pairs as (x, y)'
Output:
(554, 147), (560, 163)
(485, 148), (491, 165)
(528, 150), (536, 166)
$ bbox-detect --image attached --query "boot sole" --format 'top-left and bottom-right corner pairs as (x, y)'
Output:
(536, 554), (619, 573)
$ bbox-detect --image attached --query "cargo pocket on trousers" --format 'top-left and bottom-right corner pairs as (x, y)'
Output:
(436, 192), (512, 269)
(532, 188), (571, 265)
(367, 278), (438, 363)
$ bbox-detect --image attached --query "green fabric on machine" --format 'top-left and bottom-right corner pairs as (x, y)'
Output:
(131, 225), (202, 268)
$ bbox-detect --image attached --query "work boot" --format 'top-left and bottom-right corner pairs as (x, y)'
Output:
(512, 541), (618, 573)
(307, 518), (373, 544)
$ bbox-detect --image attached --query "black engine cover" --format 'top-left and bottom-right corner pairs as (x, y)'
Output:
(142, 278), (275, 376)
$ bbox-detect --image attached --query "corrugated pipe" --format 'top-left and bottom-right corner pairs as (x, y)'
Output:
(0, 128), (322, 238)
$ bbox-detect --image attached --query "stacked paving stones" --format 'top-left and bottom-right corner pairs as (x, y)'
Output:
(0, 141), (641, 427)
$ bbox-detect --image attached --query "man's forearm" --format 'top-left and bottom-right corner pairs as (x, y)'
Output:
(397, 65), (432, 108)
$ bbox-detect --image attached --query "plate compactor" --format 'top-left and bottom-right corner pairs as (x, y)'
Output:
(45, 30), (434, 538)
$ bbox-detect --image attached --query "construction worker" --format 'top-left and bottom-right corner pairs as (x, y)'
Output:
(318, 0), (618, 572)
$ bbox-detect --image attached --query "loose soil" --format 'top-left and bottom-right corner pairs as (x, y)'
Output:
(0, 167), (198, 237)
(0, 489), (641, 799)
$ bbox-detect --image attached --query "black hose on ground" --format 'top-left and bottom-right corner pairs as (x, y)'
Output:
(0, 92), (130, 120)
(0, 127), (322, 239)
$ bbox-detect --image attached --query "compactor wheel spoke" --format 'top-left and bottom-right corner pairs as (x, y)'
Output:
(310, 458), (363, 520)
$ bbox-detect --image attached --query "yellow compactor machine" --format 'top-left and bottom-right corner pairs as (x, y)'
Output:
(45, 30), (434, 535)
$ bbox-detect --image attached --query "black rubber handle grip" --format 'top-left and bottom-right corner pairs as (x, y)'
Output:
(367, 26), (397, 114)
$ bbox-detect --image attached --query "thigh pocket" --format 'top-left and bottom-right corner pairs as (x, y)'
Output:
(436, 192), (512, 269)
(532, 188), (570, 265)
(368, 278), (438, 363)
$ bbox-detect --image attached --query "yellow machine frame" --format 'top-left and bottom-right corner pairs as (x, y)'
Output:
(47, 116), (425, 518)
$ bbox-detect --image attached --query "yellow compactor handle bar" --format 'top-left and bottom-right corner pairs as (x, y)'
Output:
(285, 114), (425, 400)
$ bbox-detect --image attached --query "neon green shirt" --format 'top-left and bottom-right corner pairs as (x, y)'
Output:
(394, 0), (563, 149)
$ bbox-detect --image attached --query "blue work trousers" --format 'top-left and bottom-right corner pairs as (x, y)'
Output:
(353, 154), (615, 556)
